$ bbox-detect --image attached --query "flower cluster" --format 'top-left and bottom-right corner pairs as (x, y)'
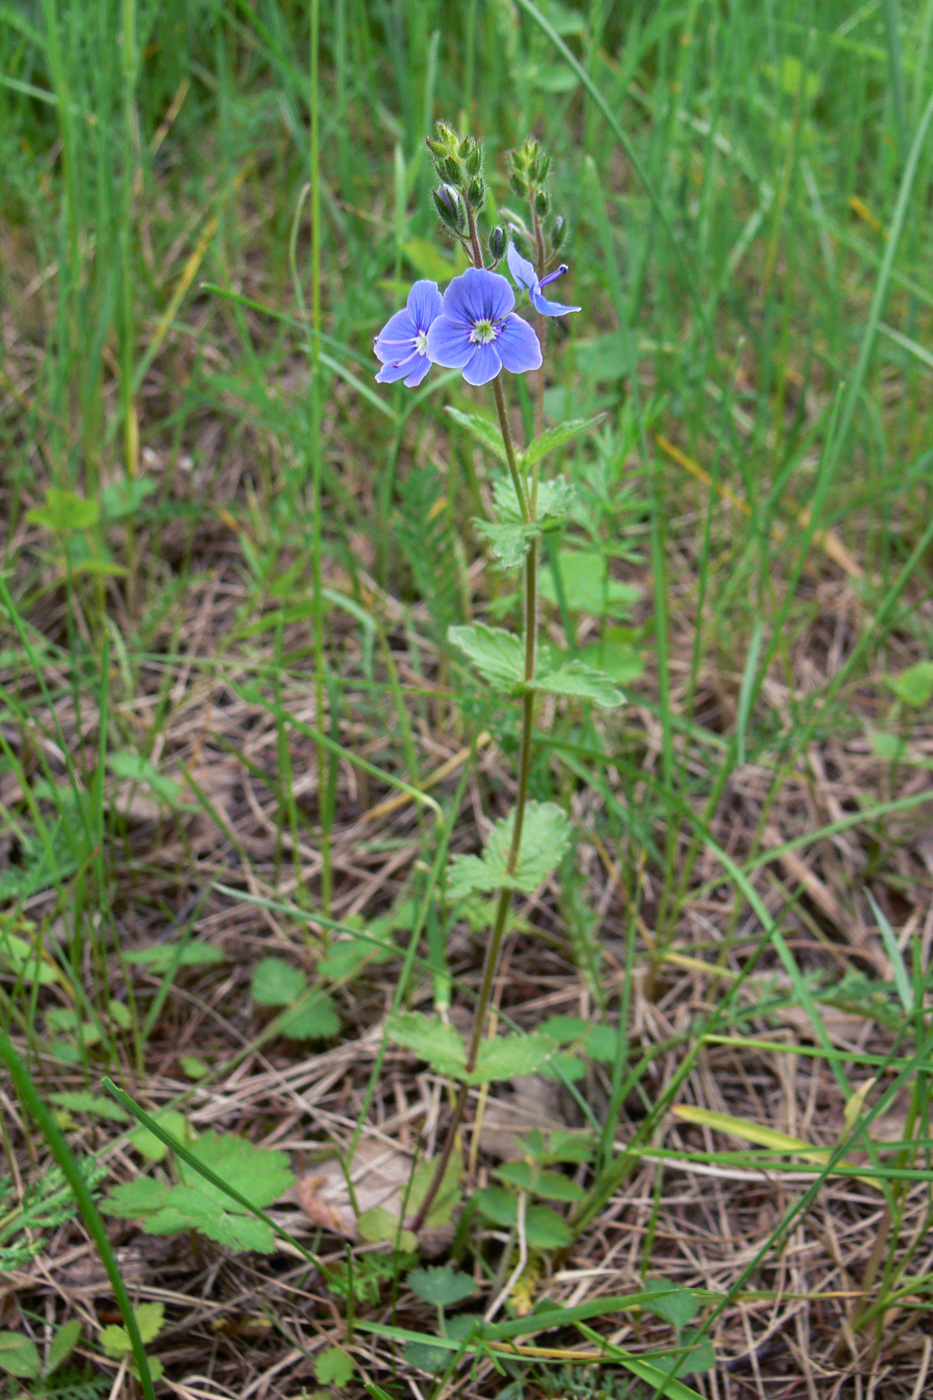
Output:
(375, 250), (579, 389)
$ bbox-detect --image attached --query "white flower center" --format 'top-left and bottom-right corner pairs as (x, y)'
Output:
(470, 318), (497, 345)
(415, 330), (429, 355)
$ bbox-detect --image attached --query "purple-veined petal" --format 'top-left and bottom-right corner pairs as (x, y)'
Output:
(442, 267), (515, 326)
(407, 279), (443, 332)
(529, 288), (581, 317)
(461, 342), (503, 386)
(402, 354), (433, 387)
(374, 307), (417, 355)
(376, 352), (419, 383)
(494, 314), (543, 374)
(506, 242), (537, 294)
(426, 315), (474, 367)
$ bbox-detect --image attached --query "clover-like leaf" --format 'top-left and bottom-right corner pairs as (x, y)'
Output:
(408, 1266), (476, 1308)
(447, 802), (572, 899)
(448, 624), (524, 689)
(533, 659), (624, 708)
(315, 1347), (355, 1386)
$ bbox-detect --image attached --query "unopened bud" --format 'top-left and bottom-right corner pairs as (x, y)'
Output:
(534, 189), (549, 216)
(425, 137), (447, 159)
(488, 226), (505, 261)
(467, 176), (485, 209)
(435, 120), (456, 145)
(432, 184), (465, 233)
(458, 137), (472, 158)
(551, 214), (566, 250)
(532, 154), (551, 183)
(465, 143), (483, 176)
(443, 155), (462, 184)
(509, 169), (529, 198)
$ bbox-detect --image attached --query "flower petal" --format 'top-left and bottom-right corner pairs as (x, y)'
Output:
(494, 314), (543, 375)
(407, 279), (443, 332)
(442, 267), (515, 326)
(461, 342), (502, 386)
(376, 353), (419, 383)
(426, 315), (474, 367)
(374, 307), (417, 356)
(530, 289), (581, 317)
(506, 242), (537, 294)
(402, 354), (433, 387)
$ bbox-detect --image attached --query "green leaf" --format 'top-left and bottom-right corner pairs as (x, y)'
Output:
(674, 1336), (716, 1376)
(474, 1186), (518, 1227)
(533, 659), (624, 708)
(447, 801), (572, 899)
(49, 1091), (128, 1122)
(314, 1347), (355, 1386)
(99, 1302), (164, 1358)
(180, 1132), (294, 1209)
(470, 1031), (559, 1084)
(539, 548), (640, 616)
(125, 940), (225, 971)
(408, 1149), (463, 1229)
(579, 633), (645, 683)
(402, 1340), (449, 1375)
(26, 487), (99, 533)
(100, 477), (157, 522)
(525, 1204), (573, 1250)
(520, 416), (604, 469)
(357, 1207), (417, 1253)
(45, 1319), (81, 1376)
(493, 474), (576, 525)
(530, 1170), (586, 1203)
(108, 750), (186, 807)
(408, 1266), (476, 1308)
(448, 623), (524, 689)
(384, 1012), (466, 1076)
(445, 407), (509, 465)
(180, 1055), (210, 1079)
(885, 660), (933, 708)
(0, 1332), (41, 1379)
(251, 956), (306, 1005)
(473, 518), (539, 569)
(0, 929), (59, 985)
(278, 989), (340, 1040)
(643, 1278), (701, 1328)
(130, 1109), (193, 1162)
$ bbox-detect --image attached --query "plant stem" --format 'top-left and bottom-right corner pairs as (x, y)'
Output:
(410, 255), (541, 1228)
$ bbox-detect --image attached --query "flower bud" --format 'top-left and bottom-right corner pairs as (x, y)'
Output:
(465, 143), (483, 176)
(443, 155), (462, 184)
(551, 214), (566, 250)
(534, 188), (549, 216)
(432, 184), (465, 233)
(509, 169), (529, 198)
(532, 153), (551, 183)
(435, 121), (457, 145)
(467, 176), (485, 209)
(425, 137), (448, 159)
(488, 226), (505, 261)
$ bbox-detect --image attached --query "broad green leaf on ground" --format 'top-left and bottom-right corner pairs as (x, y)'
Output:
(100, 477), (157, 522)
(408, 1266), (476, 1307)
(314, 1347), (355, 1386)
(0, 1333), (40, 1379)
(251, 956), (306, 1005)
(539, 547), (641, 616)
(50, 1091), (128, 1123)
(885, 660), (933, 708)
(278, 989), (340, 1040)
(533, 658), (624, 707)
(643, 1278), (701, 1328)
(125, 940), (225, 971)
(448, 623), (524, 689)
(520, 415), (604, 469)
(495, 1162), (585, 1201)
(524, 1204), (573, 1250)
(46, 1319), (81, 1375)
(407, 1148), (463, 1229)
(447, 802), (572, 899)
(108, 751), (187, 807)
(470, 1031), (559, 1084)
(445, 407), (509, 464)
(99, 1303), (164, 1356)
(357, 1206), (417, 1253)
(104, 1132), (294, 1252)
(0, 928), (60, 986)
(130, 1109), (193, 1162)
(385, 1012), (467, 1077)
(26, 487), (99, 532)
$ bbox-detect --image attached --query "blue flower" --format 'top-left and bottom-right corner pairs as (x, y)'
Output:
(425, 267), (542, 387)
(374, 280), (443, 387)
(506, 242), (580, 317)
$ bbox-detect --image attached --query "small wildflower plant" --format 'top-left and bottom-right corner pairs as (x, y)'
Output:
(375, 126), (623, 1229)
